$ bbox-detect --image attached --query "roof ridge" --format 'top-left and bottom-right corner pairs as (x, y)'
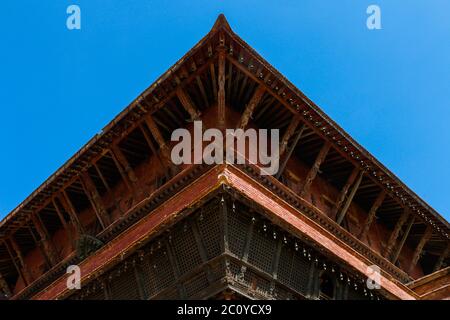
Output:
(211, 14), (233, 33)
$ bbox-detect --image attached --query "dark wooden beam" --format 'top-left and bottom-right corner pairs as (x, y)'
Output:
(433, 243), (449, 272)
(300, 142), (331, 198)
(191, 220), (214, 283)
(79, 172), (110, 229)
(8, 237), (32, 286)
(110, 145), (138, 186)
(236, 70), (248, 103)
(306, 260), (317, 298)
(359, 190), (386, 239)
(108, 150), (133, 193)
(272, 239), (282, 280)
(196, 75), (209, 108)
(165, 240), (186, 298)
(269, 238), (283, 296)
(242, 218), (255, 264)
(236, 85), (265, 129)
(24, 224), (52, 268)
(144, 115), (171, 164)
(94, 164), (111, 194)
(279, 117), (300, 157)
(331, 167), (359, 219)
(176, 87), (201, 121)
(26, 224), (51, 270)
(336, 170), (364, 225)
(3, 239), (28, 287)
(133, 264), (147, 300)
(276, 121), (305, 180)
(31, 214), (59, 266)
(391, 215), (415, 264)
(52, 198), (74, 248)
(410, 225), (433, 272)
(59, 191), (84, 236)
(384, 209), (410, 259)
(218, 50), (226, 129)
(220, 196), (229, 253)
(210, 62), (217, 99)
(226, 54), (435, 238)
(139, 123), (168, 179)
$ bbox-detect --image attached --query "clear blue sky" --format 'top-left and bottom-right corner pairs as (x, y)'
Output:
(0, 1), (449, 220)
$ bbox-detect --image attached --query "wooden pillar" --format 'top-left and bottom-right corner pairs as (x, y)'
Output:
(242, 218), (255, 263)
(27, 224), (52, 270)
(191, 220), (214, 283)
(176, 87), (201, 121)
(384, 209), (409, 258)
(133, 264), (147, 300)
(276, 121), (305, 180)
(236, 85), (265, 129)
(8, 237), (32, 286)
(94, 163), (111, 192)
(3, 240), (26, 288)
(79, 172), (110, 229)
(336, 170), (364, 225)
(59, 191), (84, 236)
(144, 114), (171, 164)
(391, 215), (415, 264)
(218, 50), (226, 129)
(210, 62), (217, 99)
(268, 239), (283, 297)
(306, 260), (317, 299)
(279, 117), (300, 157)
(331, 167), (359, 218)
(299, 142), (331, 198)
(31, 214), (59, 266)
(359, 190), (386, 239)
(409, 225), (432, 272)
(108, 149), (133, 193)
(52, 198), (74, 247)
(433, 243), (449, 272)
(220, 196), (230, 253)
(110, 145), (138, 185)
(139, 123), (167, 172)
(165, 240), (186, 298)
(271, 239), (282, 280)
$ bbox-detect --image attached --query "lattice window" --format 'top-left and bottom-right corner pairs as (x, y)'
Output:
(277, 244), (310, 295)
(290, 252), (311, 294)
(171, 224), (202, 275)
(197, 203), (222, 259)
(141, 248), (175, 297)
(109, 268), (140, 300)
(227, 209), (251, 258)
(248, 228), (277, 274)
(277, 245), (294, 287)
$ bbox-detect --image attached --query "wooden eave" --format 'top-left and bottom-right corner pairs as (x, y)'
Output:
(0, 14), (448, 244)
(27, 165), (418, 300)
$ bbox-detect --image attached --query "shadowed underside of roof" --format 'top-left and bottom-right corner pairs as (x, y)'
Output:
(0, 14), (448, 300)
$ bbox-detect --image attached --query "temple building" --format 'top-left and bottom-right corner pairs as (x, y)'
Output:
(0, 15), (448, 300)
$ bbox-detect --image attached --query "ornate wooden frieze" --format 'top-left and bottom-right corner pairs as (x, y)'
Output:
(67, 196), (378, 300)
